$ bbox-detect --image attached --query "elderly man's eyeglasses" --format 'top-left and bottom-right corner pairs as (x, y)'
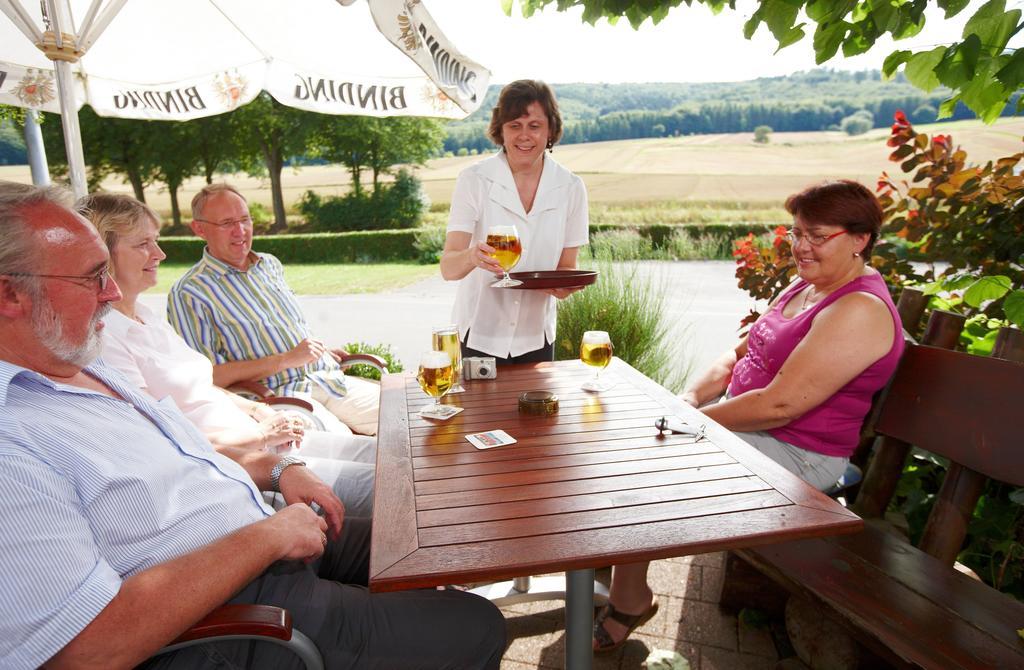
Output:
(787, 229), (847, 247)
(5, 267), (111, 292)
(194, 216), (252, 229)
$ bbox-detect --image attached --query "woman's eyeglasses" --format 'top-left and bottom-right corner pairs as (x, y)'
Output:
(787, 229), (847, 247)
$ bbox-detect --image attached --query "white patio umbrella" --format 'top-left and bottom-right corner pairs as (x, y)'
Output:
(0, 0), (490, 198)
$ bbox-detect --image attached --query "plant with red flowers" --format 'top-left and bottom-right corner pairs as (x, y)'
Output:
(732, 225), (794, 330)
(874, 110), (1024, 349)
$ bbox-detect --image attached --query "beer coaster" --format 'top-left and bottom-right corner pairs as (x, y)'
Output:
(418, 405), (464, 421)
(466, 430), (517, 450)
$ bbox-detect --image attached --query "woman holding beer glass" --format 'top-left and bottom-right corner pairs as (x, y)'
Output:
(592, 180), (906, 653)
(440, 79), (590, 364)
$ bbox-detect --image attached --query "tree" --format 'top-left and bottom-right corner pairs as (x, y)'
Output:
(314, 116), (445, 196)
(753, 125), (772, 143)
(149, 122), (201, 226)
(232, 93), (321, 232)
(42, 107), (158, 201)
(512, 0), (1024, 122)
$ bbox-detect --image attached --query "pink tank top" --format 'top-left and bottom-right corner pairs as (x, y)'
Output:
(727, 272), (904, 457)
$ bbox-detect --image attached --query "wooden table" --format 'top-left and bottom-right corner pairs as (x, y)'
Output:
(369, 359), (862, 669)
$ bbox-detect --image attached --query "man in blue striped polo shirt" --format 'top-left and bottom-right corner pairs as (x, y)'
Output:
(0, 182), (505, 669)
(167, 183), (380, 435)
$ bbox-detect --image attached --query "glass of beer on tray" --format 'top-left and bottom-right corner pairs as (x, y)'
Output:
(486, 224), (523, 287)
(580, 330), (614, 392)
(431, 324), (465, 393)
(417, 350), (455, 413)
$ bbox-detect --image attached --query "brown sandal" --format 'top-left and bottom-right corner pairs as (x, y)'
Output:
(592, 598), (660, 653)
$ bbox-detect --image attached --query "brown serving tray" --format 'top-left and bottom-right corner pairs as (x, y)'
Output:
(502, 270), (598, 289)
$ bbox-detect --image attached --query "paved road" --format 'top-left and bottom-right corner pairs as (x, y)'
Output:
(141, 260), (761, 382)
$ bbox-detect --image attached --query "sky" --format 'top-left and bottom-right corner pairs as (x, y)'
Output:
(427, 0), (1016, 85)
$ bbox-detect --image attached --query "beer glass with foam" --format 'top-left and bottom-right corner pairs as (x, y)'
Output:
(417, 350), (455, 413)
(486, 224), (523, 287)
(580, 330), (614, 391)
(431, 324), (465, 393)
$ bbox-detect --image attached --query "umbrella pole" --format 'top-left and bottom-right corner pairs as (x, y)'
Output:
(23, 111), (50, 187)
(52, 59), (87, 199)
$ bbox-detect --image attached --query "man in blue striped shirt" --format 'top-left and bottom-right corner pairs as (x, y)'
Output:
(167, 184), (380, 435)
(0, 182), (505, 669)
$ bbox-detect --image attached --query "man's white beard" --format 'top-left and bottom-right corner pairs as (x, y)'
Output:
(32, 297), (109, 367)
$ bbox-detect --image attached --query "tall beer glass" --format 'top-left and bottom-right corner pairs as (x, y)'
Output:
(486, 224), (523, 287)
(432, 324), (465, 393)
(417, 350), (455, 414)
(580, 330), (614, 392)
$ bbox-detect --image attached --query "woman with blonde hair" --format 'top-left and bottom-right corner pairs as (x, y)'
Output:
(79, 193), (375, 509)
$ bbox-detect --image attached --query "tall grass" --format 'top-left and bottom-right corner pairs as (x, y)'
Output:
(589, 200), (789, 227)
(555, 259), (690, 391)
(588, 228), (735, 261)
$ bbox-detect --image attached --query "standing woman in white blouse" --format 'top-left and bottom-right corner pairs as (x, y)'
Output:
(440, 80), (590, 364)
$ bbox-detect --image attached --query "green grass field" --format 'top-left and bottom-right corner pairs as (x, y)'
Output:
(152, 262), (438, 295)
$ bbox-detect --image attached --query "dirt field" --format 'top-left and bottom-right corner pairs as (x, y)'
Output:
(3, 116), (1020, 215)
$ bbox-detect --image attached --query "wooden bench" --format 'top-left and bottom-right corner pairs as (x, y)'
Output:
(722, 322), (1024, 669)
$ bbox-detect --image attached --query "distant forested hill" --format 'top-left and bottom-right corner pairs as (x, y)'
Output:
(444, 69), (1007, 154)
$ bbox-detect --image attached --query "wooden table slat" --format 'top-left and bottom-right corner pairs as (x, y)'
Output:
(415, 462), (756, 510)
(413, 450), (740, 496)
(417, 475), (772, 527)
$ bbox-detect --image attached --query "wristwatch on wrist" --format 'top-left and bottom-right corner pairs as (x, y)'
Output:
(270, 455), (306, 492)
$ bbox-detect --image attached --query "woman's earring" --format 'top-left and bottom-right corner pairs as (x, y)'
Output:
(853, 251), (861, 257)
(546, 138), (553, 150)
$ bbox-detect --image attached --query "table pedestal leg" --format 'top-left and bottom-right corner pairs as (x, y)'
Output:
(565, 568), (595, 670)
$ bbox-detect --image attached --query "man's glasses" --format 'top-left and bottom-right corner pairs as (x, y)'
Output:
(6, 267), (111, 292)
(193, 216), (252, 229)
(787, 229), (847, 247)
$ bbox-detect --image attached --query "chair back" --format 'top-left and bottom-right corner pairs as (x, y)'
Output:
(874, 343), (1024, 487)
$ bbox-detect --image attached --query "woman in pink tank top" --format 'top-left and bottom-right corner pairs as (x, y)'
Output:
(593, 180), (905, 653)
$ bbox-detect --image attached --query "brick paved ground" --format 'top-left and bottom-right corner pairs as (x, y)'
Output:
(497, 552), (779, 670)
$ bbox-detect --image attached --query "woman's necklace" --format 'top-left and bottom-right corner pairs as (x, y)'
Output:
(801, 287), (822, 310)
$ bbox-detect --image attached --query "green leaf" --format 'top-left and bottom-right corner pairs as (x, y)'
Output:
(500, 0), (514, 16)
(963, 275), (1012, 307)
(995, 49), (1024, 90)
(963, 1), (1020, 55)
(935, 34), (982, 88)
(942, 273), (977, 291)
(1004, 290), (1024, 328)
(883, 50), (913, 78)
(905, 47), (946, 91)
(813, 20), (848, 63)
(1009, 489), (1024, 505)
(842, 30), (874, 57)
(959, 62), (1010, 122)
(938, 0), (971, 19)
(761, 0), (802, 43)
(938, 95), (960, 119)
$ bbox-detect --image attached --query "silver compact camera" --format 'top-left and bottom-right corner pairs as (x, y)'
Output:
(463, 356), (497, 380)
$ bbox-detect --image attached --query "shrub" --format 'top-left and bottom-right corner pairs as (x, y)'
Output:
(248, 202), (273, 233)
(840, 110), (873, 136)
(753, 125), (772, 144)
(341, 341), (404, 381)
(555, 259), (689, 391)
(298, 170), (425, 232)
(413, 225), (447, 264)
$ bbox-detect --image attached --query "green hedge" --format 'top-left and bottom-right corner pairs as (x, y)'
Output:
(159, 222), (774, 265)
(159, 230), (419, 264)
(588, 222), (777, 249)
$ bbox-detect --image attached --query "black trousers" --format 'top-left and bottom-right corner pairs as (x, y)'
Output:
(461, 329), (554, 366)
